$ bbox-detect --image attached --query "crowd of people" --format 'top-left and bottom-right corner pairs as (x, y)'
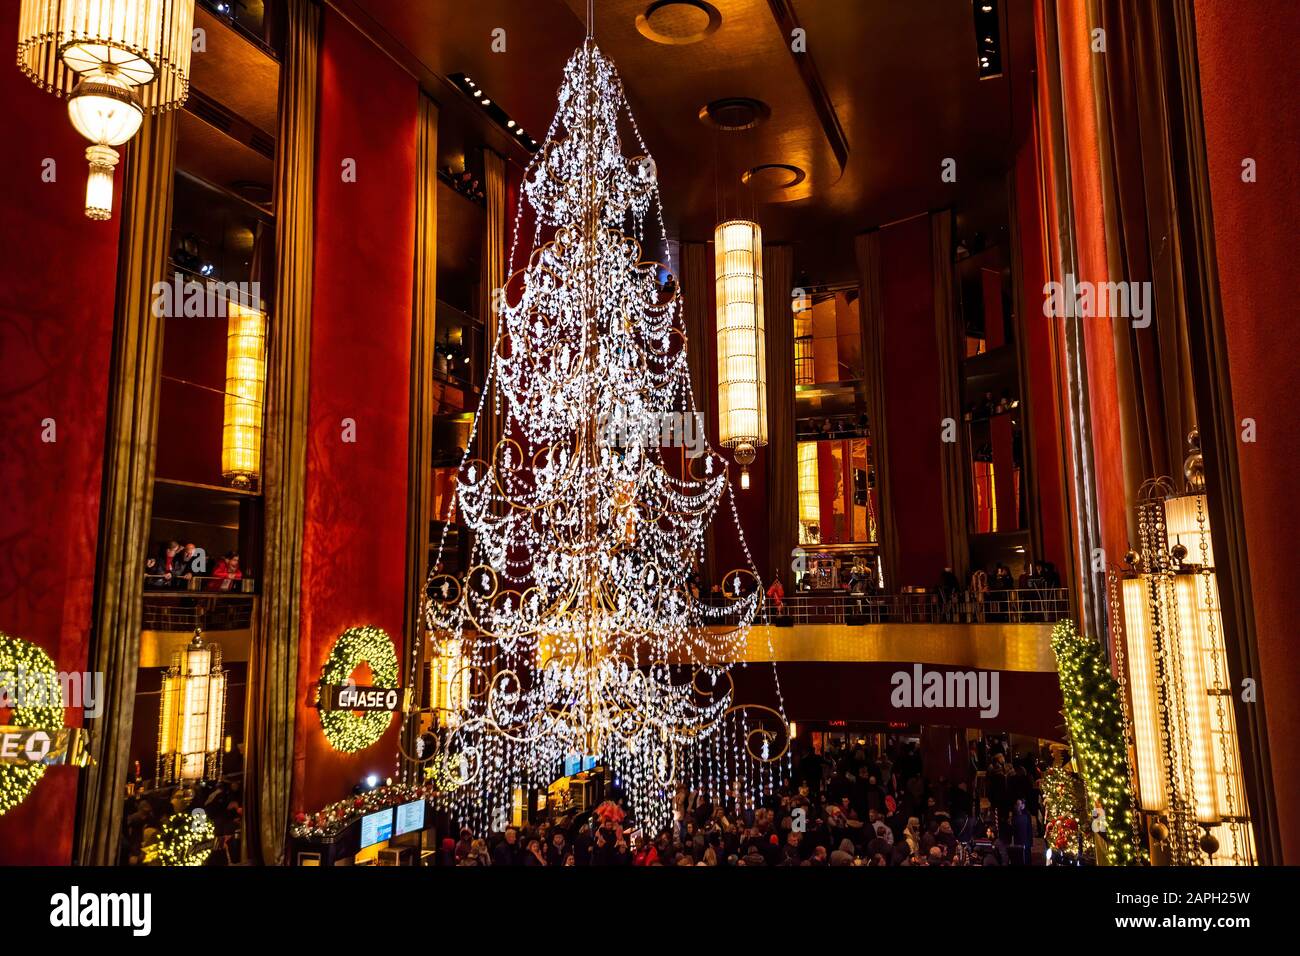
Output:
(121, 776), (244, 865)
(442, 735), (1049, 867)
(144, 539), (245, 591)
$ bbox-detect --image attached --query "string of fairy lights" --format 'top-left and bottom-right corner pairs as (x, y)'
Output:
(417, 39), (789, 833)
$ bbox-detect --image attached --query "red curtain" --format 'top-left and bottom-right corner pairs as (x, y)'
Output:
(292, 9), (418, 812)
(0, 1), (121, 864)
(1195, 0), (1300, 864)
(878, 215), (946, 586)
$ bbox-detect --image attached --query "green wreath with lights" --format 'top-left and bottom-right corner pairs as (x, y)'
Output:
(147, 809), (216, 866)
(318, 625), (399, 752)
(0, 632), (64, 817)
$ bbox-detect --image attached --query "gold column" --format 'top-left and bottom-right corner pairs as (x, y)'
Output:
(855, 230), (899, 588)
(76, 109), (178, 865)
(932, 210), (970, 576)
(403, 92), (439, 773)
(682, 241), (716, 587)
(244, 0), (319, 866)
(763, 244), (796, 588)
(477, 148), (506, 465)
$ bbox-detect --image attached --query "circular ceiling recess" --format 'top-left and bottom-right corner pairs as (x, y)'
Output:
(699, 96), (772, 131)
(636, 1), (722, 46)
(741, 163), (807, 190)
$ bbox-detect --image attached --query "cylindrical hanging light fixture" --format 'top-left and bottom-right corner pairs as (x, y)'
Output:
(797, 441), (819, 543)
(157, 628), (227, 785)
(715, 219), (768, 465)
(221, 301), (266, 489)
(17, 0), (195, 219)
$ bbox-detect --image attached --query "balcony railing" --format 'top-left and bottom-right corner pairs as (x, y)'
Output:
(142, 584), (256, 632)
(754, 588), (1070, 626)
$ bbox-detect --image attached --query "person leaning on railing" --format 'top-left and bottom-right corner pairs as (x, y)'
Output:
(208, 552), (243, 592)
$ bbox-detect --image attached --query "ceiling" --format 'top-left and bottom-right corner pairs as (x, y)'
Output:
(334, 0), (1037, 281)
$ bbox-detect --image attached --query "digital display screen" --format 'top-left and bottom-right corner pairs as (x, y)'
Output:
(394, 799), (425, 837)
(563, 754), (581, 777)
(359, 808), (393, 848)
(582, 755), (598, 771)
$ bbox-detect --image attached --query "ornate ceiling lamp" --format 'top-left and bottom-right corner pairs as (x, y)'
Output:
(157, 628), (227, 785)
(16, 0), (195, 219)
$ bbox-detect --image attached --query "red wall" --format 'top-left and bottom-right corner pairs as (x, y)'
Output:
(878, 215), (947, 586)
(1195, 0), (1300, 864)
(1013, 87), (1070, 571)
(0, 0), (120, 863)
(733, 662), (1064, 741)
(292, 9), (418, 813)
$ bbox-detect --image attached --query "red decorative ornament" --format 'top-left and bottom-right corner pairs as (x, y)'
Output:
(594, 800), (625, 826)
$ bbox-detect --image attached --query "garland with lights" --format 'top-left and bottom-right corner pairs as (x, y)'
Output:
(290, 782), (437, 841)
(1050, 620), (1141, 865)
(317, 626), (399, 752)
(1041, 765), (1092, 863)
(146, 809), (216, 866)
(0, 632), (64, 817)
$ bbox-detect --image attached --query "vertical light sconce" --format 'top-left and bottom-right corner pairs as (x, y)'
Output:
(715, 219), (767, 489)
(221, 301), (266, 489)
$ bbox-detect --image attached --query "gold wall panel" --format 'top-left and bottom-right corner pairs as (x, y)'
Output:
(702, 623), (1056, 672)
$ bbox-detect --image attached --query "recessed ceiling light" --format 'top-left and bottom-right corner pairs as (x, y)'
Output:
(482, 98), (491, 105)
(507, 119), (516, 128)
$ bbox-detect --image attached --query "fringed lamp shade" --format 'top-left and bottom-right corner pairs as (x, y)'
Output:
(221, 302), (266, 488)
(715, 219), (767, 453)
(16, 1), (194, 218)
(157, 631), (226, 784)
(16, 0), (194, 111)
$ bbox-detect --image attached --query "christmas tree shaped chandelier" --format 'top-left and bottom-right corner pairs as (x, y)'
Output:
(419, 37), (789, 830)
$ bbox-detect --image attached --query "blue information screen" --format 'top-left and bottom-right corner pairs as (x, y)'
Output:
(360, 808), (394, 848)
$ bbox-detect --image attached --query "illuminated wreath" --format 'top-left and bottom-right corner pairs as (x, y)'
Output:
(148, 809), (216, 866)
(318, 626), (399, 752)
(0, 631), (64, 817)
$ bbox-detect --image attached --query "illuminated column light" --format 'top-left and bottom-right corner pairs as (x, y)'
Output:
(157, 629), (227, 785)
(17, 1), (195, 220)
(222, 302), (266, 489)
(715, 219), (768, 462)
(797, 441), (820, 544)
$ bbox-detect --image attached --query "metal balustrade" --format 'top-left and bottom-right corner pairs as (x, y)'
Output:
(142, 590), (256, 631)
(752, 588), (1070, 626)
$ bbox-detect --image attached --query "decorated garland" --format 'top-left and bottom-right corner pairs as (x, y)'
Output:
(1041, 765), (1092, 863)
(1050, 620), (1141, 865)
(291, 782), (437, 841)
(146, 809), (216, 866)
(0, 632), (64, 817)
(317, 625), (399, 752)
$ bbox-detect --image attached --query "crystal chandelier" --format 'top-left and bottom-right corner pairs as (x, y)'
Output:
(418, 38), (788, 832)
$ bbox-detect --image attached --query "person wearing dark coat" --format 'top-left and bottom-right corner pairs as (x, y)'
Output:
(492, 827), (521, 866)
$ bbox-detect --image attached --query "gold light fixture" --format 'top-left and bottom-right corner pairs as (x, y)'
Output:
(17, 0), (195, 219)
(157, 628), (227, 785)
(1119, 431), (1255, 866)
(715, 219), (767, 489)
(793, 291), (814, 386)
(221, 301), (266, 489)
(797, 440), (820, 544)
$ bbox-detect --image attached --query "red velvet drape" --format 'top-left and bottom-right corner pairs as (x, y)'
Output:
(878, 215), (946, 586)
(1194, 0), (1300, 864)
(0, 1), (121, 864)
(292, 9), (418, 813)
